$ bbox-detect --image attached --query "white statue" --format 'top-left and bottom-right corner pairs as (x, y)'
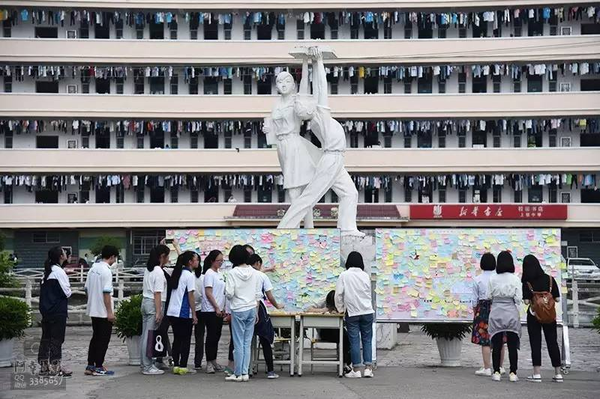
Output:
(263, 55), (321, 228)
(276, 47), (363, 237)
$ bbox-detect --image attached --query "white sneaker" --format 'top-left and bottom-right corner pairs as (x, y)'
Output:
(492, 372), (501, 382)
(344, 370), (362, 379)
(553, 374), (564, 383)
(142, 367), (164, 375)
(527, 374), (542, 383)
(206, 363), (215, 374)
(500, 367), (506, 375)
(225, 375), (242, 382)
(475, 368), (492, 376)
(509, 372), (519, 382)
(241, 374), (250, 382)
(363, 368), (374, 378)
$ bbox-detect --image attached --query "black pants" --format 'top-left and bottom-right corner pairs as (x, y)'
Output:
(527, 312), (561, 367)
(38, 316), (67, 365)
(257, 335), (274, 372)
(194, 311), (206, 367)
(87, 317), (112, 368)
(318, 328), (351, 366)
(170, 316), (193, 368)
(228, 323), (234, 362)
(492, 332), (519, 374)
(203, 312), (224, 362)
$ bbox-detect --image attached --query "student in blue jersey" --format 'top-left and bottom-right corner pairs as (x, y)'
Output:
(84, 245), (119, 376)
(167, 251), (199, 375)
(38, 246), (72, 377)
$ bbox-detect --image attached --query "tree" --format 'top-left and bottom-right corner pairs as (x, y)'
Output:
(0, 233), (17, 288)
(90, 236), (123, 256)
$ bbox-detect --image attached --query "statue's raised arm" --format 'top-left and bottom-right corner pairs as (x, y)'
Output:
(308, 47), (329, 109)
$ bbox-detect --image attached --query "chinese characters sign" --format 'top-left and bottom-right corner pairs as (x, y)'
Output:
(410, 204), (567, 220)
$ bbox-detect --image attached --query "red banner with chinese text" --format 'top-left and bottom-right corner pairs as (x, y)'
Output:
(410, 204), (568, 220)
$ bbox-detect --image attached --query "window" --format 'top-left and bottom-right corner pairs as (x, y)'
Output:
(190, 29), (198, 40)
(350, 76), (359, 95)
(403, 79), (412, 94)
(351, 25), (359, 39)
(35, 190), (59, 204)
(459, 27), (467, 38)
(32, 232), (60, 244)
(513, 134), (522, 148)
(4, 132), (13, 148)
(170, 186), (179, 203)
(116, 185), (125, 203)
(224, 131), (232, 148)
(528, 186), (543, 203)
(136, 136), (145, 149)
(257, 76), (272, 95)
(384, 26), (392, 39)
(258, 186), (272, 203)
(96, 131), (111, 149)
(458, 132), (467, 148)
(401, 135), (411, 148)
(169, 20), (178, 40)
(418, 20), (433, 39)
(256, 24), (273, 40)
(190, 133), (199, 149)
(330, 77), (339, 95)
(82, 135), (90, 148)
(277, 25), (285, 40)
(580, 230), (600, 242)
(296, 20), (305, 40)
(3, 20), (11, 37)
(581, 79), (600, 91)
(277, 186), (286, 203)
(310, 23), (325, 39)
(549, 74), (557, 92)
(549, 186), (558, 203)
(417, 133), (432, 148)
(513, 78), (521, 93)
(116, 19), (124, 39)
(514, 189), (523, 203)
(132, 231), (166, 256)
(204, 77), (219, 95)
(417, 75), (432, 93)
(493, 132), (501, 148)
(3, 186), (13, 203)
(36, 81), (59, 93)
(243, 75), (252, 95)
(472, 130), (487, 147)
(493, 23), (502, 38)
(549, 130), (558, 147)
(458, 73), (467, 93)
(150, 132), (164, 148)
(4, 76), (12, 93)
(134, 70), (145, 94)
(136, 186), (145, 203)
(191, 189), (199, 203)
(243, 131), (252, 148)
(458, 190), (467, 203)
(95, 23), (110, 39)
(136, 25), (144, 39)
(150, 77), (164, 94)
(493, 187), (502, 203)
(404, 188), (412, 203)
(513, 20), (522, 37)
(350, 133), (359, 148)
(383, 133), (393, 148)
(472, 75), (487, 93)
(438, 27), (447, 38)
(527, 75), (543, 92)
(204, 132), (218, 149)
(170, 133), (178, 149)
(364, 188), (379, 203)
(116, 135), (124, 149)
(223, 79), (232, 95)
(582, 23), (600, 35)
(204, 20), (219, 40)
(170, 74), (178, 94)
(383, 77), (392, 94)
(472, 17), (488, 37)
(116, 77), (124, 94)
(225, 24), (232, 40)
(364, 23), (379, 39)
(80, 180), (90, 203)
(96, 78), (111, 94)
(257, 131), (268, 148)
(81, 76), (90, 94)
(243, 188), (252, 203)
(528, 18), (544, 37)
(438, 189), (446, 203)
(35, 27), (58, 38)
(80, 22), (89, 39)
(36, 136), (59, 149)
(438, 132), (446, 148)
(549, 25), (558, 36)
(364, 76), (379, 94)
(189, 76), (199, 95)
(150, 187), (165, 203)
(493, 75), (502, 93)
(404, 22), (412, 39)
(95, 187), (111, 203)
(438, 78), (446, 94)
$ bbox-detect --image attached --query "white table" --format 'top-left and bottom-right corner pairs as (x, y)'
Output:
(297, 313), (345, 377)
(252, 312), (297, 376)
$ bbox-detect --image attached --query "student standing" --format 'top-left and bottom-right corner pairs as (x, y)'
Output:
(249, 254), (284, 379)
(167, 251), (199, 375)
(38, 246), (72, 377)
(193, 260), (206, 371)
(225, 245), (262, 382)
(201, 250), (226, 373)
(487, 251), (522, 382)
(521, 255), (563, 383)
(140, 245), (170, 375)
(85, 245), (119, 376)
(335, 251), (375, 378)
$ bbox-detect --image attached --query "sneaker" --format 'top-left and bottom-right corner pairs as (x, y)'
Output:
(223, 367), (234, 376)
(92, 367), (114, 376)
(194, 365), (203, 370)
(142, 367), (165, 375)
(172, 366), (180, 374)
(242, 374), (250, 382)
(500, 367), (506, 375)
(84, 366), (95, 376)
(343, 365), (352, 375)
(174, 367), (188, 375)
(509, 372), (519, 382)
(225, 374), (242, 382)
(186, 368), (197, 374)
(267, 371), (279, 379)
(475, 368), (492, 377)
(155, 362), (169, 371)
(527, 374), (542, 383)
(363, 368), (374, 378)
(552, 374), (564, 383)
(60, 367), (73, 378)
(344, 370), (362, 379)
(212, 363), (224, 372)
(206, 363), (215, 374)
(492, 372), (501, 382)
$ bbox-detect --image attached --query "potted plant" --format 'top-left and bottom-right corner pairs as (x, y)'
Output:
(421, 323), (471, 367)
(0, 297), (31, 367)
(114, 294), (143, 366)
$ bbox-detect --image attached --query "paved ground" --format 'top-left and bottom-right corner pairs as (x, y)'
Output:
(1, 326), (598, 399)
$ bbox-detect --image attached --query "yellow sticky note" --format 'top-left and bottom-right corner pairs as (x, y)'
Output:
(410, 310), (418, 318)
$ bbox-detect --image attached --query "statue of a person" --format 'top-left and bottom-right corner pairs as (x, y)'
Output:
(277, 47), (363, 236)
(263, 56), (321, 228)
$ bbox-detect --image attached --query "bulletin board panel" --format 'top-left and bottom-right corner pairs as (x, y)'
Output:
(375, 228), (563, 323)
(166, 228), (342, 312)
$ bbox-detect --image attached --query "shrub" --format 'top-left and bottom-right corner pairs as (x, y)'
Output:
(421, 323), (472, 341)
(114, 294), (143, 341)
(0, 297), (31, 340)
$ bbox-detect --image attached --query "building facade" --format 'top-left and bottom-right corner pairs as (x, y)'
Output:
(0, 0), (599, 267)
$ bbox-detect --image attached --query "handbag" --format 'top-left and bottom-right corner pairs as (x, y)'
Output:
(147, 328), (170, 358)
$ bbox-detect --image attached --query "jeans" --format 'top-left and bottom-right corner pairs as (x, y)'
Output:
(87, 317), (113, 368)
(194, 311), (206, 368)
(140, 298), (157, 371)
(492, 332), (519, 373)
(527, 312), (561, 367)
(345, 313), (374, 367)
(170, 317), (193, 368)
(203, 312), (224, 362)
(231, 308), (256, 376)
(38, 316), (67, 365)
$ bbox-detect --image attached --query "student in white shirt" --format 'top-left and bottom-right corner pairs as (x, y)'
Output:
(487, 251), (522, 383)
(84, 245), (119, 376)
(140, 244), (170, 375)
(166, 251), (199, 375)
(225, 245), (262, 382)
(38, 246), (72, 377)
(249, 254), (284, 379)
(335, 251), (374, 379)
(196, 250), (226, 373)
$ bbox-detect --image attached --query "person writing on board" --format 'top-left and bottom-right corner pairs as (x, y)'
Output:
(486, 251), (522, 383)
(335, 251), (374, 378)
(306, 290), (352, 374)
(471, 253), (505, 377)
(521, 254), (563, 383)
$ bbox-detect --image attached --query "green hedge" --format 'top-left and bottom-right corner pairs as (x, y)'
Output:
(0, 297), (31, 340)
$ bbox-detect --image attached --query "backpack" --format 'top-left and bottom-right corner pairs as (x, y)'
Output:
(527, 276), (556, 324)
